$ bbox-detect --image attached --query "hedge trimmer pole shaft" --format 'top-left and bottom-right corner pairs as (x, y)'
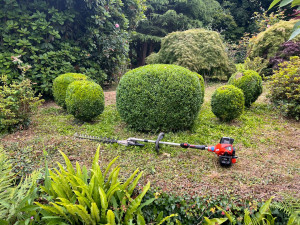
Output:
(74, 132), (238, 167)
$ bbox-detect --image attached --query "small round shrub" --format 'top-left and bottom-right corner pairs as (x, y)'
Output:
(268, 56), (300, 120)
(53, 73), (88, 108)
(228, 70), (262, 107)
(65, 80), (104, 121)
(116, 64), (203, 132)
(211, 85), (245, 122)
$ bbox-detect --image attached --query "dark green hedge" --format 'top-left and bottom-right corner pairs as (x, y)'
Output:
(228, 70), (262, 107)
(52, 73), (89, 108)
(211, 85), (244, 121)
(65, 80), (104, 121)
(116, 64), (203, 132)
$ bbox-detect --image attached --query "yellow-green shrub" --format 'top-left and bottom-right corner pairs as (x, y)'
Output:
(228, 70), (262, 107)
(52, 73), (89, 108)
(247, 20), (300, 60)
(146, 29), (235, 80)
(65, 80), (104, 121)
(211, 85), (245, 122)
(0, 76), (43, 133)
(268, 56), (300, 120)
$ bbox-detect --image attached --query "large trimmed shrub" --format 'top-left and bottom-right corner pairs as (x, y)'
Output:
(268, 56), (300, 120)
(146, 29), (235, 80)
(65, 80), (104, 121)
(247, 20), (300, 60)
(116, 64), (203, 132)
(211, 85), (245, 122)
(228, 70), (262, 107)
(52, 73), (88, 108)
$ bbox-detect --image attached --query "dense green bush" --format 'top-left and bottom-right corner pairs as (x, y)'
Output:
(0, 76), (43, 133)
(52, 73), (88, 108)
(228, 70), (262, 107)
(194, 72), (205, 104)
(0, 0), (145, 95)
(247, 20), (300, 60)
(65, 80), (104, 121)
(116, 64), (202, 132)
(145, 29), (235, 80)
(268, 56), (300, 120)
(211, 85), (244, 121)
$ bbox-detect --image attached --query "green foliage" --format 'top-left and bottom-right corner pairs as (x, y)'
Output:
(269, 0), (300, 40)
(268, 56), (300, 120)
(243, 57), (269, 75)
(52, 73), (88, 108)
(65, 80), (105, 121)
(0, 148), (40, 224)
(272, 198), (300, 225)
(116, 64), (202, 132)
(0, 0), (146, 95)
(212, 197), (276, 225)
(36, 147), (152, 224)
(0, 76), (43, 133)
(130, 0), (236, 67)
(228, 70), (263, 107)
(194, 72), (205, 104)
(248, 20), (300, 60)
(147, 29), (236, 80)
(211, 85), (245, 122)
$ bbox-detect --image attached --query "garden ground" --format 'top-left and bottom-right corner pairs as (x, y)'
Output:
(1, 83), (299, 202)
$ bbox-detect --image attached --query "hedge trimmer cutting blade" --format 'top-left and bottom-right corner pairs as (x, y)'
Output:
(74, 132), (238, 167)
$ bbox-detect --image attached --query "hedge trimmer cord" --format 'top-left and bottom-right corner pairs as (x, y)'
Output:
(74, 132), (238, 167)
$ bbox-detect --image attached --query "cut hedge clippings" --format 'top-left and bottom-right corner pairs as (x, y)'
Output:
(74, 132), (238, 167)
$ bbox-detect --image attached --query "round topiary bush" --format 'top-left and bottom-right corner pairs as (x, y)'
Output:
(193, 72), (205, 104)
(228, 70), (262, 107)
(65, 80), (104, 121)
(211, 85), (245, 122)
(145, 29), (236, 80)
(53, 73), (89, 108)
(116, 64), (203, 132)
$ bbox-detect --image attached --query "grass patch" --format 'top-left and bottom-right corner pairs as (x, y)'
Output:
(1, 83), (299, 200)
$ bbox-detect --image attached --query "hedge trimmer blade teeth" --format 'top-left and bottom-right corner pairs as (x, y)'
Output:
(74, 133), (118, 144)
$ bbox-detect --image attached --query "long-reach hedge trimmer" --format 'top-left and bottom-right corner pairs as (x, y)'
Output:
(74, 132), (238, 167)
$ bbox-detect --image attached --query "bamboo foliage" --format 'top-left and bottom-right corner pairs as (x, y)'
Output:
(36, 146), (152, 224)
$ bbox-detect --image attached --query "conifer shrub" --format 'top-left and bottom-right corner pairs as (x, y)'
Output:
(211, 85), (245, 122)
(228, 70), (262, 107)
(268, 56), (300, 120)
(116, 64), (203, 132)
(65, 80), (104, 121)
(52, 73), (89, 108)
(248, 20), (300, 60)
(146, 29), (235, 80)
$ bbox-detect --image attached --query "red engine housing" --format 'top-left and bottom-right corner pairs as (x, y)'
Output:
(207, 143), (236, 164)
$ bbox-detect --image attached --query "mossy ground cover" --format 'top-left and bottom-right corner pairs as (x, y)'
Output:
(1, 83), (299, 201)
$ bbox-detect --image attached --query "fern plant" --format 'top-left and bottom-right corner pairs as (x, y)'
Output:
(272, 198), (300, 225)
(36, 146), (162, 225)
(0, 148), (40, 225)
